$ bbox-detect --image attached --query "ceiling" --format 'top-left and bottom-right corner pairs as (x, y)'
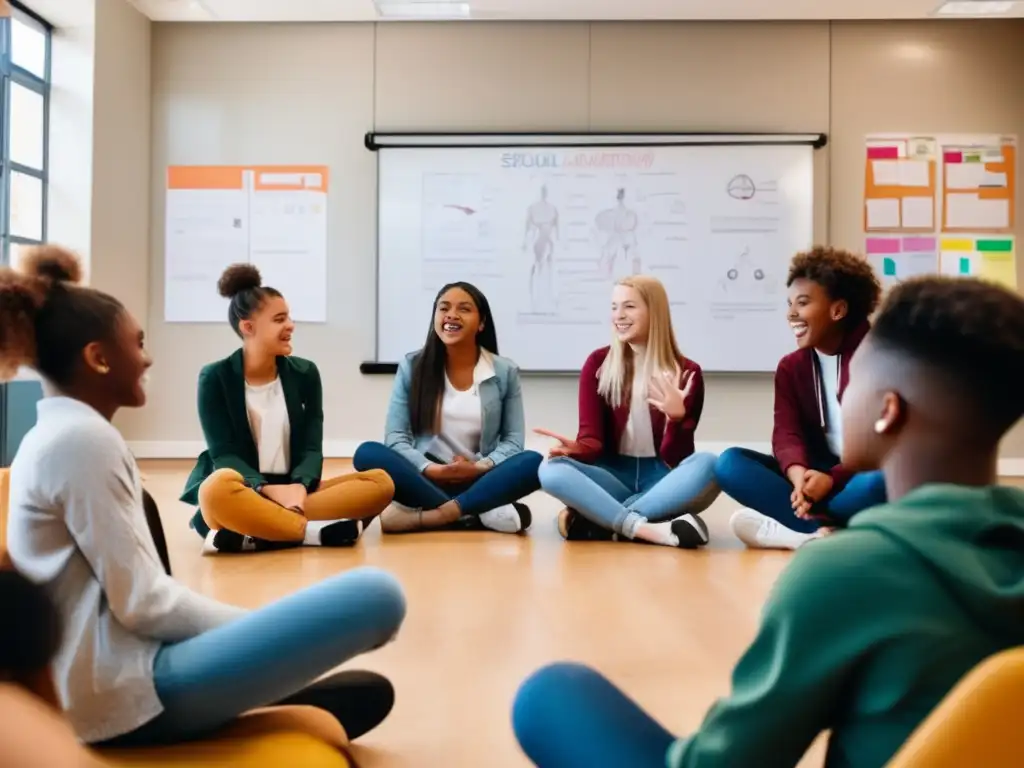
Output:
(125, 0), (1024, 22)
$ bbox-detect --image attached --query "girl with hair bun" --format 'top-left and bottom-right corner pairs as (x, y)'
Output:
(180, 263), (395, 554)
(2, 247), (406, 747)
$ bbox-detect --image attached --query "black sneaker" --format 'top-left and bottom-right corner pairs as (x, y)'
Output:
(274, 669), (395, 741)
(557, 507), (614, 541)
(671, 513), (710, 549)
(318, 519), (364, 547)
(201, 529), (299, 555)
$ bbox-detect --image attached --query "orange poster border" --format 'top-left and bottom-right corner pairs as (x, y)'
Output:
(863, 152), (937, 233)
(166, 165), (330, 193)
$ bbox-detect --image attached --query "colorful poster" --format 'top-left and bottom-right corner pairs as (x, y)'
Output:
(865, 235), (938, 288)
(863, 136), (937, 231)
(939, 235), (1017, 290)
(941, 139), (1015, 233)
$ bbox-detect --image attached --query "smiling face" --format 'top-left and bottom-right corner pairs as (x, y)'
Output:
(611, 284), (650, 345)
(240, 294), (294, 356)
(433, 286), (482, 347)
(98, 310), (153, 408)
(786, 277), (847, 350)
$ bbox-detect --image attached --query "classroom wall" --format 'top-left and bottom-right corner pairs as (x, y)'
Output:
(133, 19), (1024, 463)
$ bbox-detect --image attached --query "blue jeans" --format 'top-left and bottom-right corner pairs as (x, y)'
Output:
(513, 662), (676, 767)
(714, 447), (887, 534)
(352, 441), (543, 517)
(116, 567), (405, 744)
(537, 452), (720, 536)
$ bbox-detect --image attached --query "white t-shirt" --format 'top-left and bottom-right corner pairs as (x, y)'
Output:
(245, 378), (291, 474)
(436, 353), (494, 459)
(619, 347), (658, 458)
(814, 350), (843, 458)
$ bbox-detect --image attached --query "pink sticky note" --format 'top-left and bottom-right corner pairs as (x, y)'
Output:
(902, 237), (936, 252)
(944, 151), (963, 163)
(866, 237), (901, 255)
(867, 146), (900, 160)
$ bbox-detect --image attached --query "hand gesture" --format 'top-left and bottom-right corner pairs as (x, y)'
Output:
(647, 370), (696, 422)
(261, 483), (308, 513)
(425, 456), (483, 485)
(533, 428), (583, 458)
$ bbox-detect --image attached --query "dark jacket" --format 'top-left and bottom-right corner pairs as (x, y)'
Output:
(574, 346), (705, 469)
(180, 350), (325, 535)
(771, 321), (870, 490)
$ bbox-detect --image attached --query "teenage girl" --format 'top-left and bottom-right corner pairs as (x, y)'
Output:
(513, 275), (1024, 768)
(353, 282), (542, 534)
(181, 264), (395, 554)
(714, 247), (887, 550)
(1, 248), (405, 746)
(534, 275), (719, 548)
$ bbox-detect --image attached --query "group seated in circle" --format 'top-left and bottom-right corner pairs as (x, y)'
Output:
(1, 243), (1023, 768)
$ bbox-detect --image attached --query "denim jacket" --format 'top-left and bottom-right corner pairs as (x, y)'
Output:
(384, 349), (526, 471)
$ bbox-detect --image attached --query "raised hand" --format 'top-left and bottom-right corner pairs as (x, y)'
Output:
(647, 370), (696, 421)
(533, 427), (582, 458)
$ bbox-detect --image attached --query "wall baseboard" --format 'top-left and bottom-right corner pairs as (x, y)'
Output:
(126, 439), (1024, 477)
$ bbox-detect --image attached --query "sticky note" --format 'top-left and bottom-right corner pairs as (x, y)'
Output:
(959, 257), (971, 275)
(866, 237), (901, 255)
(976, 239), (1013, 253)
(883, 257), (897, 276)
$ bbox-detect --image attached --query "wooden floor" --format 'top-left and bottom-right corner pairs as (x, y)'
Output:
(149, 459), (1006, 767)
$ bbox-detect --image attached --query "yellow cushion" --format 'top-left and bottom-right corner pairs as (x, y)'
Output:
(97, 731), (353, 767)
(95, 706), (353, 767)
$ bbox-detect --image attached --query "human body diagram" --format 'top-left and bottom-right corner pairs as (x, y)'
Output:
(523, 186), (560, 310)
(595, 188), (640, 278)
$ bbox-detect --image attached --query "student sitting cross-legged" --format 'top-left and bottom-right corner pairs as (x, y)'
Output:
(353, 281), (542, 534)
(715, 246), (888, 550)
(0, 247), (405, 748)
(181, 264), (394, 554)
(513, 274), (1024, 768)
(534, 276), (719, 549)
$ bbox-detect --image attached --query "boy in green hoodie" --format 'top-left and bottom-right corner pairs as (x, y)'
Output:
(512, 275), (1024, 768)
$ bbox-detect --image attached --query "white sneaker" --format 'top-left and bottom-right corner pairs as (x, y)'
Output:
(479, 504), (526, 533)
(729, 509), (817, 551)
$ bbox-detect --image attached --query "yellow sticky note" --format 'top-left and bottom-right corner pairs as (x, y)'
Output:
(980, 252), (1018, 290)
(940, 238), (974, 252)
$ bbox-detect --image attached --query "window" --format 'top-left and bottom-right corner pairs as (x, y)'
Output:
(1, 2), (51, 266)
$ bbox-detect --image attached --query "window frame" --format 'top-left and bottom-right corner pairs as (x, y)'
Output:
(1, 1), (52, 266)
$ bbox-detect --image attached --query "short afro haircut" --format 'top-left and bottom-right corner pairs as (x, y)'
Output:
(870, 276), (1024, 434)
(787, 246), (882, 327)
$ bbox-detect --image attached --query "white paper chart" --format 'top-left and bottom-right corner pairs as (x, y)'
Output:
(375, 139), (817, 372)
(164, 165), (328, 323)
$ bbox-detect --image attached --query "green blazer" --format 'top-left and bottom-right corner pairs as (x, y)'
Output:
(180, 349), (325, 535)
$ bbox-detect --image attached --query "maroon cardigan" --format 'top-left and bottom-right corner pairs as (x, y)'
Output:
(771, 320), (870, 490)
(573, 346), (705, 468)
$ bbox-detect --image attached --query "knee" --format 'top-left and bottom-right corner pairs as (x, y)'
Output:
(512, 662), (598, 750)
(345, 567), (407, 638)
(197, 468), (244, 509)
(363, 468), (396, 502)
(352, 441), (389, 472)
(518, 450), (544, 473)
(713, 447), (747, 485)
(537, 456), (571, 491)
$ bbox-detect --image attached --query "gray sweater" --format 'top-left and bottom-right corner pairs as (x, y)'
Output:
(7, 396), (246, 743)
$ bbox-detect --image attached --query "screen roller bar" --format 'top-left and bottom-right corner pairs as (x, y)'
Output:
(365, 131), (828, 151)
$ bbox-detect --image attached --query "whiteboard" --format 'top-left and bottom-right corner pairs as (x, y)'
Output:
(376, 139), (816, 372)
